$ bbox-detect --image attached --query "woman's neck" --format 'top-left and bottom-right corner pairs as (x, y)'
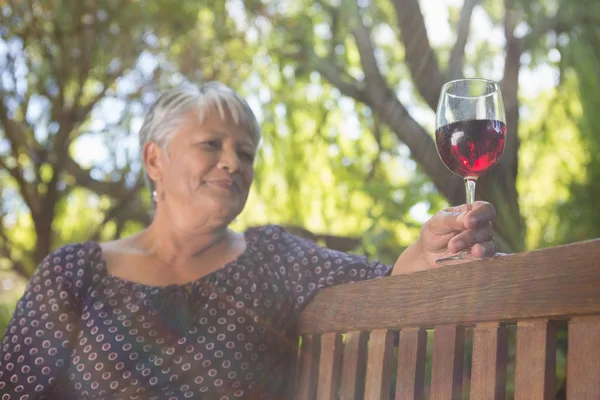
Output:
(138, 217), (232, 268)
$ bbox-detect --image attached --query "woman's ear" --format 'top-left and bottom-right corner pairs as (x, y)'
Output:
(143, 141), (165, 183)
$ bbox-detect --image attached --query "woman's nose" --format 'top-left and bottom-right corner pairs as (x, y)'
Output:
(218, 149), (240, 172)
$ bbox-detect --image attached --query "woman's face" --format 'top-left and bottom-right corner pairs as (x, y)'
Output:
(146, 108), (256, 230)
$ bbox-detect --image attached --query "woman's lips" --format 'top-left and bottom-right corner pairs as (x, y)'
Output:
(207, 180), (239, 192)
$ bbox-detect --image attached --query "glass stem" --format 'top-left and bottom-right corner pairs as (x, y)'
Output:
(464, 178), (477, 211)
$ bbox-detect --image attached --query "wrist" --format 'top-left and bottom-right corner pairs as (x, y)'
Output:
(392, 238), (430, 275)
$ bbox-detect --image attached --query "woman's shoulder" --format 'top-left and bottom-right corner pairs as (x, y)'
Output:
(43, 241), (102, 265)
(245, 224), (317, 250)
(245, 224), (299, 243)
(28, 241), (102, 296)
(35, 241), (102, 281)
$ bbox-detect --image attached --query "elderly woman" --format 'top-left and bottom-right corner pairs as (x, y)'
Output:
(0, 82), (496, 399)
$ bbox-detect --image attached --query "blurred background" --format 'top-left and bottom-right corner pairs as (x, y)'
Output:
(0, 0), (598, 397)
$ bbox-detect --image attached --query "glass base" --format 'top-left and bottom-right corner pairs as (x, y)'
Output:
(436, 250), (482, 265)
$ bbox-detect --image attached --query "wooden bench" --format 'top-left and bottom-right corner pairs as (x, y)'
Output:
(288, 239), (600, 399)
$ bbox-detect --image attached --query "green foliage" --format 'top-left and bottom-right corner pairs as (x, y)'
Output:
(553, 15), (600, 244)
(517, 78), (588, 248)
(518, 1), (600, 248)
(0, 303), (13, 339)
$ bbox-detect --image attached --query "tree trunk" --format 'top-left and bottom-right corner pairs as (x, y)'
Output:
(33, 212), (54, 267)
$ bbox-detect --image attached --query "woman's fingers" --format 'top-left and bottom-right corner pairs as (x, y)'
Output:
(463, 202), (496, 230)
(430, 201), (497, 235)
(448, 222), (494, 253)
(471, 240), (497, 258)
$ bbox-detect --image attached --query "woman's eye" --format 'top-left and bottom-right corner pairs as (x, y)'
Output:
(239, 152), (255, 161)
(202, 140), (220, 148)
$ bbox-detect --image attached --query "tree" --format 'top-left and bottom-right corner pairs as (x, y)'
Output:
(243, 0), (598, 253)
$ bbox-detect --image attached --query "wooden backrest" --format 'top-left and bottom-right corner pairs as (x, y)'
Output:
(290, 239), (600, 399)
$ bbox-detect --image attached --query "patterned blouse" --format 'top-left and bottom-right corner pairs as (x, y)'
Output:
(0, 225), (392, 399)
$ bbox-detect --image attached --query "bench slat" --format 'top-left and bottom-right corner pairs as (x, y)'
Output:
(297, 334), (320, 400)
(297, 239), (600, 334)
(567, 315), (600, 399)
(430, 325), (465, 400)
(316, 332), (343, 400)
(514, 320), (556, 400)
(469, 322), (508, 400)
(365, 329), (394, 400)
(339, 331), (368, 400)
(395, 328), (427, 400)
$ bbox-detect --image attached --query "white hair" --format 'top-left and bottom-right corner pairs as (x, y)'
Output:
(138, 81), (261, 199)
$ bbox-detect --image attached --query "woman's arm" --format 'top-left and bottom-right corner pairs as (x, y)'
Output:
(265, 226), (392, 310)
(0, 244), (88, 398)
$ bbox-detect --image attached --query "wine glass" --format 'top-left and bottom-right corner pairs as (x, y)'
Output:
(435, 78), (506, 263)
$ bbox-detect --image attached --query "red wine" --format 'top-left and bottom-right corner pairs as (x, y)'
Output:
(435, 119), (506, 178)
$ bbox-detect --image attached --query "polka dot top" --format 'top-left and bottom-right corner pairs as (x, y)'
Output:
(0, 225), (392, 399)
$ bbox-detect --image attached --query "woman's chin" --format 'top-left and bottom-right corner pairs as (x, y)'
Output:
(158, 196), (245, 226)
(193, 203), (242, 224)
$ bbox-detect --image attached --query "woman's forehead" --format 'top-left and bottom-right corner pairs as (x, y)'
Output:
(181, 110), (255, 146)
(208, 128), (255, 148)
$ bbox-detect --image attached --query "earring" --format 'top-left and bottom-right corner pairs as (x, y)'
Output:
(152, 190), (158, 202)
